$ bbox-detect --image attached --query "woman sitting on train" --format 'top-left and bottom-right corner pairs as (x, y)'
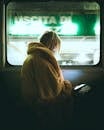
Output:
(21, 31), (73, 130)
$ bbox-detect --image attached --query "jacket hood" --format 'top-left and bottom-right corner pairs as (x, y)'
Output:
(27, 42), (60, 72)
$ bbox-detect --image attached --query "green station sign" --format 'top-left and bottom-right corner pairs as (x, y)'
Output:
(8, 14), (100, 36)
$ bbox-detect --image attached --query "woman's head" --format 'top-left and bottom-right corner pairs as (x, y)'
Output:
(40, 31), (61, 52)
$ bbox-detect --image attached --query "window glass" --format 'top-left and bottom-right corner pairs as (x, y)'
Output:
(7, 1), (100, 65)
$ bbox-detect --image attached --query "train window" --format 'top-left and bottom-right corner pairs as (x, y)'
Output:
(6, 1), (100, 66)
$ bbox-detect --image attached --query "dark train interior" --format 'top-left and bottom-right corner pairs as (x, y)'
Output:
(0, 0), (104, 130)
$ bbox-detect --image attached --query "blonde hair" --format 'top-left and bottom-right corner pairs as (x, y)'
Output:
(40, 31), (61, 51)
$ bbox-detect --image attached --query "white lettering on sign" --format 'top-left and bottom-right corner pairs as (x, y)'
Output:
(48, 16), (57, 24)
(60, 16), (71, 23)
(12, 15), (71, 25)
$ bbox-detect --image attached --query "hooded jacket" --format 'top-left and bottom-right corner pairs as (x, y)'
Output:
(20, 42), (73, 130)
(21, 42), (72, 104)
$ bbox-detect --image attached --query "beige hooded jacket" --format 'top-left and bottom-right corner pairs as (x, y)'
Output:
(21, 42), (72, 104)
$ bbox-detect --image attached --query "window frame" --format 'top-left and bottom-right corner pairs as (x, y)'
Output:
(3, 0), (103, 69)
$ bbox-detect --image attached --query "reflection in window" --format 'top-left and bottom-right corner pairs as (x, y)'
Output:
(7, 1), (100, 65)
